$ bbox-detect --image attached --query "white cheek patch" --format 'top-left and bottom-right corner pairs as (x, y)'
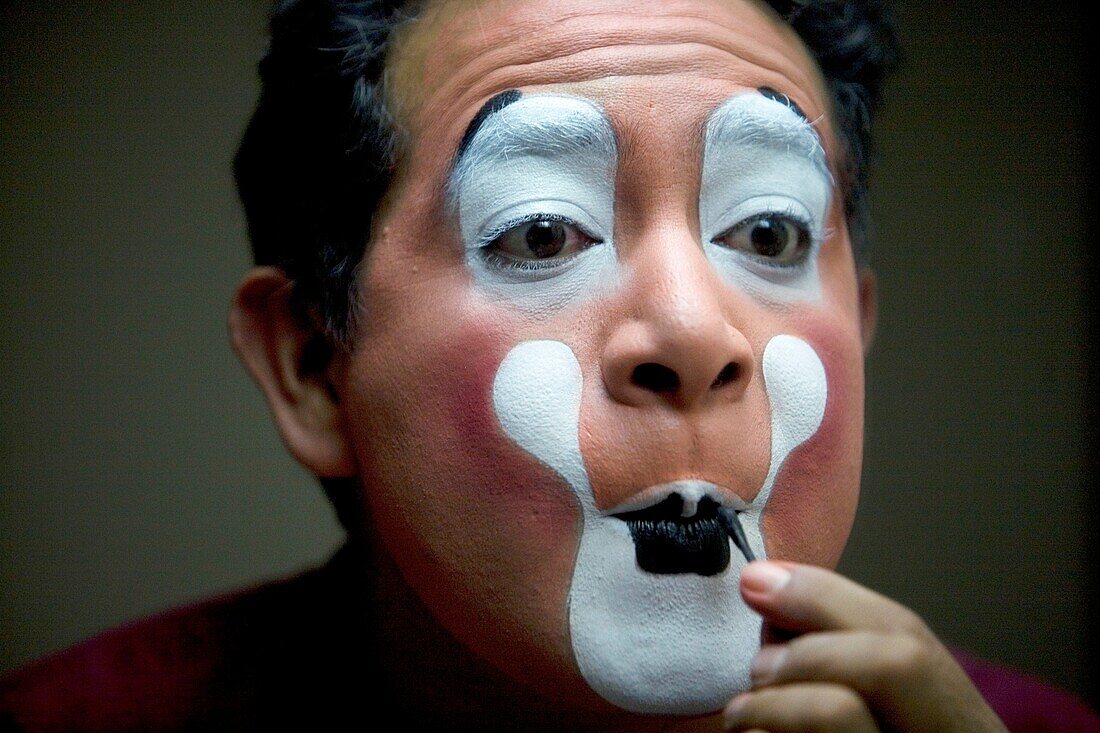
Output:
(493, 340), (590, 499)
(491, 335), (827, 715)
(451, 95), (619, 314)
(754, 335), (829, 507)
(699, 93), (833, 303)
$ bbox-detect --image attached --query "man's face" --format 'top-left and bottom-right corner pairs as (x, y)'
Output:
(339, 0), (867, 716)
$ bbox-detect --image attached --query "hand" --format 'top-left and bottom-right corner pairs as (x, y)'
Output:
(722, 561), (1008, 732)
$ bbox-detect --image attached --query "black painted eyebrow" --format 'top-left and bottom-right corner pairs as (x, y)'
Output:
(757, 86), (808, 122)
(457, 88), (522, 158)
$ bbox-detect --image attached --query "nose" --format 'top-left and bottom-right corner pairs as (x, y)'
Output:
(602, 242), (754, 410)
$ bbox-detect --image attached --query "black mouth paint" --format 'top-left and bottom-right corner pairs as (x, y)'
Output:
(757, 86), (808, 122)
(457, 88), (522, 157)
(615, 495), (754, 576)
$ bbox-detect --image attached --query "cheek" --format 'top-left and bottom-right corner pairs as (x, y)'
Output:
(348, 316), (586, 695)
(761, 316), (864, 567)
(435, 330), (582, 555)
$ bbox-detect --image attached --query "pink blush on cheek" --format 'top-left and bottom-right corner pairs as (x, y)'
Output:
(363, 324), (587, 697)
(437, 329), (582, 545)
(761, 322), (864, 568)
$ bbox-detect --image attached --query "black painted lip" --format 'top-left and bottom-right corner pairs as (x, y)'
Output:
(614, 494), (755, 576)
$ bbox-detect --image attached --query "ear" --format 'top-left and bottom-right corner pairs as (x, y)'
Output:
(858, 267), (878, 355)
(229, 267), (357, 478)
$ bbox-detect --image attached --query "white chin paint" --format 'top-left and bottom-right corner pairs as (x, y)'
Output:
(491, 335), (827, 715)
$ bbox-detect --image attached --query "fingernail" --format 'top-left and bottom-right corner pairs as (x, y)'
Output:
(741, 561), (791, 594)
(722, 693), (750, 729)
(750, 645), (786, 685)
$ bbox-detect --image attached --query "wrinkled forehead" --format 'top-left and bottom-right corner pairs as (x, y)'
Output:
(385, 0), (837, 165)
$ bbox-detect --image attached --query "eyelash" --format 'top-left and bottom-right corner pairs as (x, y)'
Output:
(479, 249), (568, 272)
(711, 207), (820, 270)
(475, 212), (603, 271)
(478, 213), (593, 247)
(471, 208), (821, 276)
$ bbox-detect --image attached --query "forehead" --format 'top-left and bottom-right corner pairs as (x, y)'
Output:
(387, 0), (836, 161)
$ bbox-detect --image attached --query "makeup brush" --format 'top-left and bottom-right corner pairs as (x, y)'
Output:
(718, 508), (755, 563)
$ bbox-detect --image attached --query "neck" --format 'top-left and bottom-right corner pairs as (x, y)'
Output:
(337, 533), (725, 732)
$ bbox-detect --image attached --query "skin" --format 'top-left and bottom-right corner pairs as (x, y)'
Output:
(229, 0), (1008, 729)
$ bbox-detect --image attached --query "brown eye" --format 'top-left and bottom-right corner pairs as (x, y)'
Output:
(488, 217), (598, 262)
(713, 214), (811, 265)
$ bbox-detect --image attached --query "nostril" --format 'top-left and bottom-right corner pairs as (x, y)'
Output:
(631, 362), (680, 394)
(710, 362), (739, 389)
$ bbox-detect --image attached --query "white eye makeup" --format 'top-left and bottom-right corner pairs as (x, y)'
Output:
(481, 214), (600, 271)
(700, 92), (833, 301)
(449, 94), (618, 312)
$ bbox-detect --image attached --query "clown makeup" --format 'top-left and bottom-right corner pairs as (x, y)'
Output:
(449, 93), (619, 314)
(281, 1), (872, 725)
(451, 89), (831, 310)
(459, 89), (835, 713)
(700, 92), (833, 302)
(492, 335), (826, 714)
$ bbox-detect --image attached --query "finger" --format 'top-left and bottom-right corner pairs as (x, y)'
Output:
(723, 683), (879, 732)
(750, 633), (1007, 733)
(752, 632), (940, 700)
(739, 561), (930, 637)
(751, 632), (928, 688)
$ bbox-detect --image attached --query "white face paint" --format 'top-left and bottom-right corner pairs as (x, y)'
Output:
(450, 95), (619, 314)
(699, 93), (833, 302)
(492, 336), (827, 715)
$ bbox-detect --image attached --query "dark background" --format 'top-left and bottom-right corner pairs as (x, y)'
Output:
(2, 0), (1096, 710)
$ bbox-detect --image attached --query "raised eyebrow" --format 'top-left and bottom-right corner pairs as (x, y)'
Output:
(457, 88), (522, 158)
(448, 93), (619, 201)
(703, 92), (832, 181)
(756, 86), (808, 122)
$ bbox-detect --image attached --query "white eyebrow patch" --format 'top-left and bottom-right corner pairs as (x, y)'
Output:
(450, 95), (619, 313)
(700, 92), (833, 302)
(492, 335), (827, 715)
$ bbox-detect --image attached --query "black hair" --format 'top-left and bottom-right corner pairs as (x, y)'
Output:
(774, 0), (899, 269)
(234, 0), (898, 345)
